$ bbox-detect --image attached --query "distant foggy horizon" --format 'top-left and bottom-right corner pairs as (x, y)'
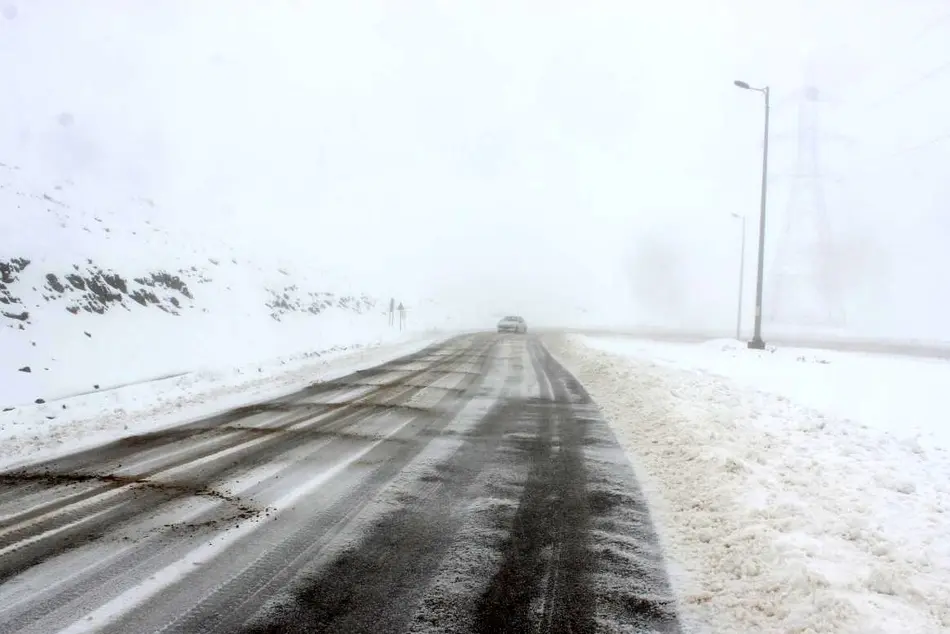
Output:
(2, 0), (949, 340)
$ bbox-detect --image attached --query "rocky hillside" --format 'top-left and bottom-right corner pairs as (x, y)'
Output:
(0, 161), (417, 406)
(1, 258), (376, 329)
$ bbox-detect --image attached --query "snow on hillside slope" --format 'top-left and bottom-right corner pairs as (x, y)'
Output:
(0, 161), (432, 407)
(552, 335), (950, 633)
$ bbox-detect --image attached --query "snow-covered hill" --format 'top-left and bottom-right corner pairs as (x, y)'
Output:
(1, 161), (442, 407)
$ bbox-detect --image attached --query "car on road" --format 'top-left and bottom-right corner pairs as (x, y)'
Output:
(497, 315), (527, 334)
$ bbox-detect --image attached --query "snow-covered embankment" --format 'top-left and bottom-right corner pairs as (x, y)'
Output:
(550, 335), (950, 634)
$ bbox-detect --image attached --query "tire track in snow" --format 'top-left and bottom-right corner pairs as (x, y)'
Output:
(0, 343), (473, 552)
(409, 339), (682, 633)
(471, 339), (597, 633)
(231, 344), (521, 634)
(0, 338), (487, 629)
(0, 334), (683, 634)
(119, 342), (500, 634)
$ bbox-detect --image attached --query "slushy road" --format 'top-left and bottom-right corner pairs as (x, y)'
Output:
(0, 334), (681, 633)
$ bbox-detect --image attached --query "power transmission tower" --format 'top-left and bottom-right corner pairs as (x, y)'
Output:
(766, 59), (848, 331)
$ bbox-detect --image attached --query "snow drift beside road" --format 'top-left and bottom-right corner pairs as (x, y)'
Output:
(0, 161), (445, 407)
(583, 336), (950, 450)
(0, 334), (445, 471)
(552, 335), (950, 634)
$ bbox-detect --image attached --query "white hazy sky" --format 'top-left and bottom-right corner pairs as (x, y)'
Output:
(2, 0), (949, 337)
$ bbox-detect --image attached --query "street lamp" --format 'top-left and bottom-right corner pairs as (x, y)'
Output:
(730, 213), (746, 341)
(733, 78), (770, 350)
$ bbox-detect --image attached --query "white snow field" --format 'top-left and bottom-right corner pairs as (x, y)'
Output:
(551, 334), (950, 634)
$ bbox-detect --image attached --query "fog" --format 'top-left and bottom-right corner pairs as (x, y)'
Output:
(2, 1), (949, 338)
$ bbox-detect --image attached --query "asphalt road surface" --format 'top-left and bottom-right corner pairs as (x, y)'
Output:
(0, 334), (681, 633)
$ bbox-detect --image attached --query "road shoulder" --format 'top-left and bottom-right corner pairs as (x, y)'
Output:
(547, 333), (950, 634)
(0, 335), (449, 471)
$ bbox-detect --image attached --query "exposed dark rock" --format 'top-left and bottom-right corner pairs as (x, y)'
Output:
(79, 272), (124, 312)
(264, 286), (372, 321)
(0, 257), (30, 306)
(0, 257), (29, 284)
(17, 366), (31, 373)
(135, 271), (193, 299)
(34, 398), (45, 404)
(130, 289), (159, 306)
(45, 273), (66, 293)
(56, 267), (193, 316)
(2, 255), (377, 332)
(102, 272), (127, 293)
(65, 273), (86, 290)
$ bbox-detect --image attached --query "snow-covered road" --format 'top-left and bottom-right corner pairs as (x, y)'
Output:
(0, 334), (680, 633)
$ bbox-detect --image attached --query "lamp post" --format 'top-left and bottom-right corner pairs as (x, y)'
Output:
(731, 212), (746, 341)
(733, 79), (770, 350)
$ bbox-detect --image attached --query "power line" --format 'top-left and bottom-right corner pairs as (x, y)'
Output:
(820, 17), (950, 169)
(838, 129), (950, 177)
(890, 129), (950, 157)
(830, 10), (950, 95)
(851, 58), (950, 114)
(875, 129), (950, 161)
(769, 7), (950, 190)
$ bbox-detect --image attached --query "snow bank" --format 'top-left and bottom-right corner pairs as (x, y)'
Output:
(582, 336), (950, 451)
(550, 335), (950, 634)
(1, 161), (449, 407)
(0, 334), (444, 471)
